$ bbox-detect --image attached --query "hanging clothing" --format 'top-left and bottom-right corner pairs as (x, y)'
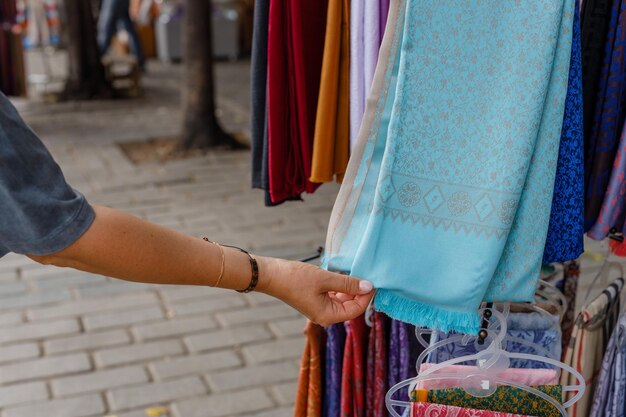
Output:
(423, 385), (563, 417)
(589, 312), (626, 417)
(310, 0), (351, 184)
(366, 312), (389, 417)
(295, 322), (326, 417)
(581, 0), (614, 141)
(323, 0), (575, 334)
(411, 402), (537, 417)
(560, 261), (581, 354)
(543, 0), (585, 263)
(584, 0), (626, 230)
(267, 0), (326, 204)
(250, 0), (270, 190)
(340, 316), (368, 417)
(324, 323), (346, 417)
(388, 319), (420, 403)
(379, 0), (390, 37)
(561, 278), (624, 417)
(349, 0), (365, 151)
(349, 0), (383, 150)
(587, 118), (626, 239)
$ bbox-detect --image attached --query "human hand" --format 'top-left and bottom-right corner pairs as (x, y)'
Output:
(257, 257), (374, 327)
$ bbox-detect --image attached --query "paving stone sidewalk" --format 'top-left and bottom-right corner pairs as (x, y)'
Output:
(0, 57), (339, 417)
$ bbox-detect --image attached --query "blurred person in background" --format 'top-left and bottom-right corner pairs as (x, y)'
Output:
(98, 0), (145, 70)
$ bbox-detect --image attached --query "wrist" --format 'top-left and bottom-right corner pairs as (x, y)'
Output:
(255, 256), (281, 296)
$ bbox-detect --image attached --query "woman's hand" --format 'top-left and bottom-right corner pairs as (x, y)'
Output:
(257, 257), (374, 327)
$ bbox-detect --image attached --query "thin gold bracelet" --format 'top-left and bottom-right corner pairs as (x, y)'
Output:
(203, 238), (225, 288)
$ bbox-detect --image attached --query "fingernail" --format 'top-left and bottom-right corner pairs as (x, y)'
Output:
(359, 280), (373, 293)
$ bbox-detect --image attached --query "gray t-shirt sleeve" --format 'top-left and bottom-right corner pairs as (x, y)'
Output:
(0, 92), (95, 257)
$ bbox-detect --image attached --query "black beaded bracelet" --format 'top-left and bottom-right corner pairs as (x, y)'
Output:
(221, 244), (259, 293)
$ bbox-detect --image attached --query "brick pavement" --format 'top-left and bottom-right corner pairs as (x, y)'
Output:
(0, 57), (339, 417)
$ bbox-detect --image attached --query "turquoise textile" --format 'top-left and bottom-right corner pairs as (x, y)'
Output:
(323, 0), (574, 334)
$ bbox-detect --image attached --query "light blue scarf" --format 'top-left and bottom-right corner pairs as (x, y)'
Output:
(323, 0), (574, 334)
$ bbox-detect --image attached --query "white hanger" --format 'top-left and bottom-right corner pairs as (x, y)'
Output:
(386, 306), (585, 417)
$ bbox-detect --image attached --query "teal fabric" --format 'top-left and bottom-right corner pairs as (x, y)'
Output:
(323, 0), (574, 334)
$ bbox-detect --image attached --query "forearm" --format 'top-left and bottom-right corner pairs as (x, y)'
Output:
(30, 204), (276, 293)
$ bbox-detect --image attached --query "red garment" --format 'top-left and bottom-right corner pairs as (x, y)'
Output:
(411, 403), (533, 417)
(267, 0), (327, 204)
(366, 313), (389, 417)
(341, 316), (369, 417)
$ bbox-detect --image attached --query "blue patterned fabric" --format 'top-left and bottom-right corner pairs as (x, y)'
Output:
(589, 312), (626, 417)
(427, 313), (562, 369)
(323, 0), (574, 334)
(543, 0), (585, 264)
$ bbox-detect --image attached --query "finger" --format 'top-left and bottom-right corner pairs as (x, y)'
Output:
(323, 292), (375, 324)
(333, 292), (356, 302)
(323, 272), (373, 295)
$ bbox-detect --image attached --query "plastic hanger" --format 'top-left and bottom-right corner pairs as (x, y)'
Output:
(415, 303), (559, 375)
(582, 259), (624, 307)
(386, 306), (585, 417)
(414, 301), (559, 350)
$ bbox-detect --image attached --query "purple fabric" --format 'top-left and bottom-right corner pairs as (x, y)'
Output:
(364, 3), (381, 99)
(350, 0), (365, 150)
(324, 323), (346, 417)
(379, 0), (390, 37)
(388, 320), (420, 402)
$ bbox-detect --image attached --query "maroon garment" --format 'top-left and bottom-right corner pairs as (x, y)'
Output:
(267, 0), (326, 204)
(366, 313), (389, 417)
(341, 316), (369, 417)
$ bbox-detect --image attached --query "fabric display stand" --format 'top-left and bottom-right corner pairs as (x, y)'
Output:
(0, 0), (26, 97)
(249, 0), (626, 415)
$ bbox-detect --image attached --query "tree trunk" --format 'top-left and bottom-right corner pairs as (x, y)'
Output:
(61, 0), (111, 99)
(179, 0), (239, 150)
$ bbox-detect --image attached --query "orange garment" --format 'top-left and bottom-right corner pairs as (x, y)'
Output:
(294, 322), (326, 417)
(310, 0), (351, 184)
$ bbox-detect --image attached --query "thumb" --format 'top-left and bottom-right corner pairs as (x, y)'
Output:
(324, 272), (374, 295)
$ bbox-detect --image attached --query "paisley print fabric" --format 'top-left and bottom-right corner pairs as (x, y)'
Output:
(427, 329), (562, 370)
(589, 312), (626, 417)
(543, 0), (585, 263)
(424, 385), (563, 417)
(341, 316), (369, 417)
(389, 319), (421, 402)
(426, 312), (562, 369)
(410, 402), (537, 417)
(295, 322), (326, 417)
(323, 0), (575, 334)
(324, 323), (346, 417)
(584, 0), (626, 230)
(366, 312), (389, 417)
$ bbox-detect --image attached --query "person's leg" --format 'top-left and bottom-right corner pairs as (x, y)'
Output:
(119, 11), (145, 69)
(97, 0), (119, 55)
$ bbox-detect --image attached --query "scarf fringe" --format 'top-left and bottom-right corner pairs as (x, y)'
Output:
(374, 289), (480, 335)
